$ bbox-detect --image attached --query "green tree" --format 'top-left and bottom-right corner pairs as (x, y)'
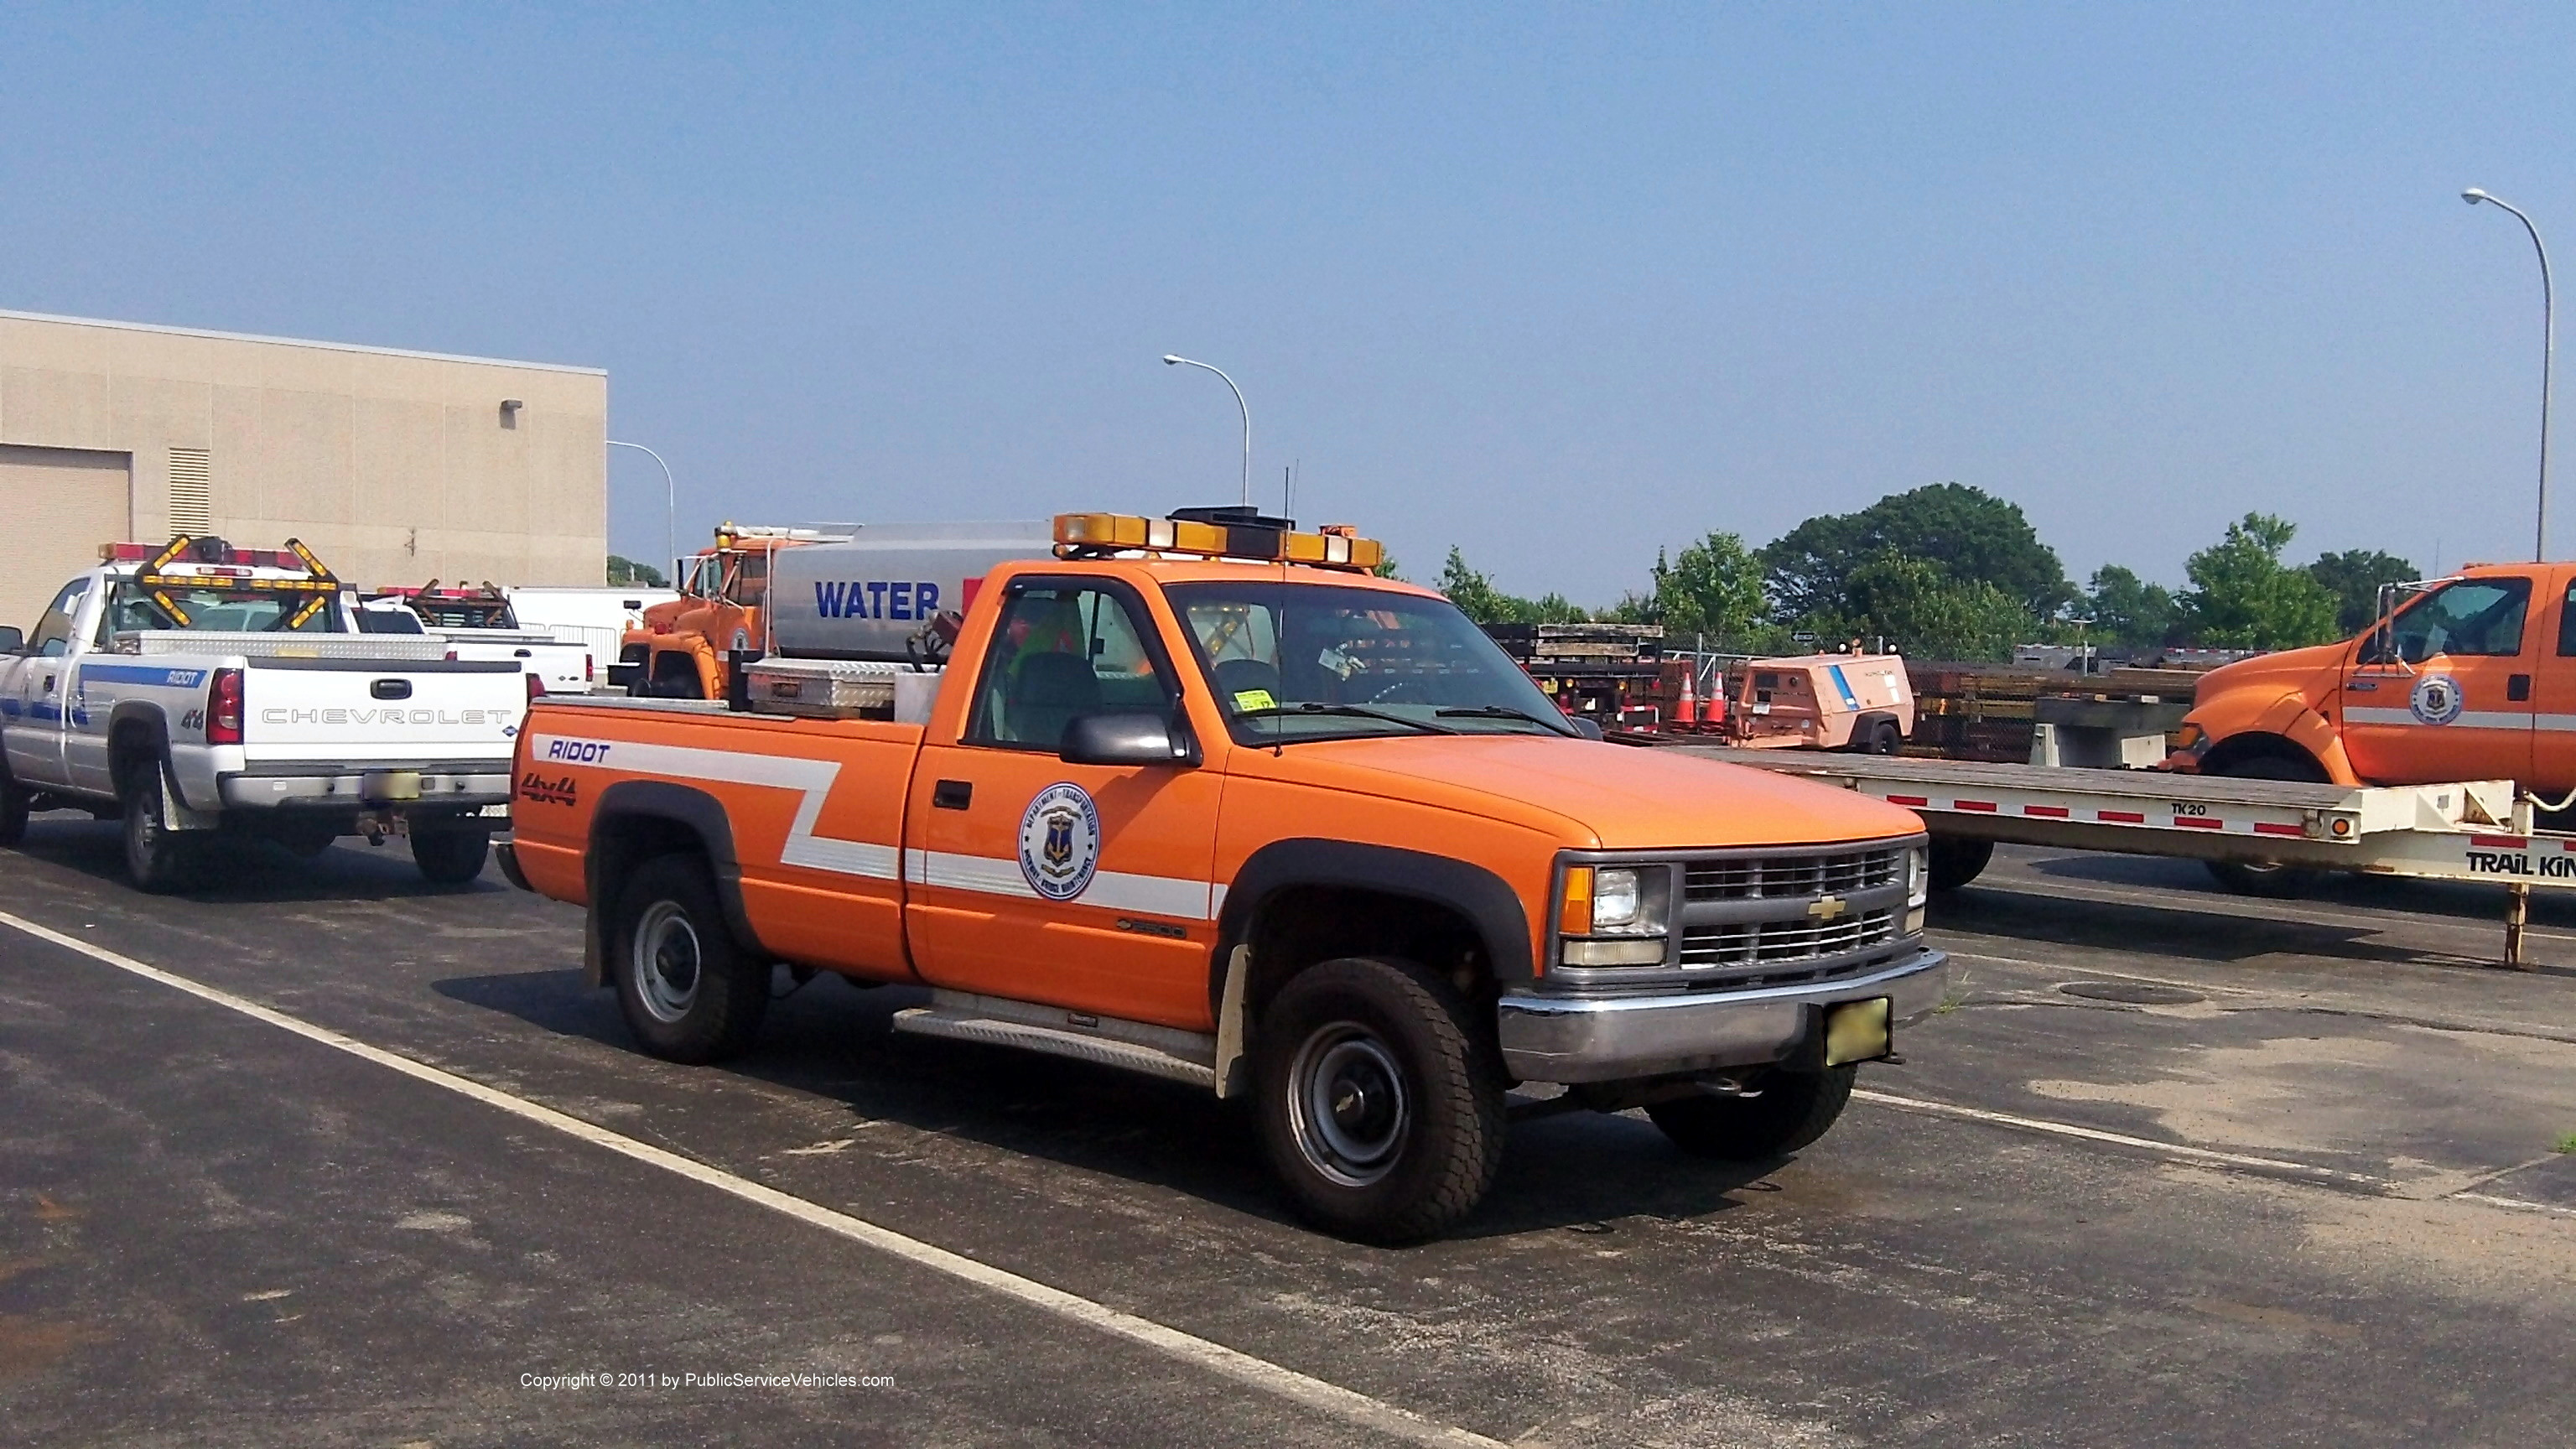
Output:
(1433, 548), (1588, 626)
(2180, 514), (2341, 650)
(1645, 532), (1768, 645)
(606, 554), (667, 588)
(2306, 548), (2419, 636)
(1832, 552), (2034, 661)
(1759, 483), (2071, 621)
(2078, 564), (2180, 648)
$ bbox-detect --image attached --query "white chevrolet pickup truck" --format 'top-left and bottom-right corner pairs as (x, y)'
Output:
(0, 538), (533, 890)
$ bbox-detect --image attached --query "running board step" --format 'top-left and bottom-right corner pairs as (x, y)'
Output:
(891, 991), (1218, 1089)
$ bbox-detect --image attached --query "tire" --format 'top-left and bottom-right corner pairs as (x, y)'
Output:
(649, 654), (705, 699)
(0, 771), (29, 846)
(121, 761), (203, 894)
(411, 827), (491, 884)
(2202, 754), (2327, 898)
(1926, 836), (1993, 891)
(1646, 1064), (1857, 1161)
(1849, 720), (1902, 756)
(609, 854), (770, 1063)
(1253, 957), (1505, 1244)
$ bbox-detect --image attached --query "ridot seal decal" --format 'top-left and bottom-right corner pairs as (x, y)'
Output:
(2408, 673), (2464, 726)
(1018, 782), (1103, 901)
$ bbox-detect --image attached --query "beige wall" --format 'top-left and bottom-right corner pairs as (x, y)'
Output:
(0, 309), (606, 630)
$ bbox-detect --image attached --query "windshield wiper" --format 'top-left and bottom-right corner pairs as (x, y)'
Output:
(1434, 704), (1574, 734)
(1236, 704), (1459, 735)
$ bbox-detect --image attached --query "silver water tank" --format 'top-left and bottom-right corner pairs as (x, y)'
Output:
(766, 520), (1054, 660)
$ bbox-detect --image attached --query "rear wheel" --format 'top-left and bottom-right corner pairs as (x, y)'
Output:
(1646, 1065), (1857, 1160)
(1253, 957), (1505, 1244)
(411, 826), (491, 884)
(121, 761), (202, 893)
(1926, 837), (1993, 891)
(610, 854), (769, 1063)
(2202, 753), (2328, 897)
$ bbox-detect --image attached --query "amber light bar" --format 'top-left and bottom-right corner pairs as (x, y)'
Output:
(1053, 512), (1385, 573)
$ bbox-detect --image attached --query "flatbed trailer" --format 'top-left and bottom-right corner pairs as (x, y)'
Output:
(1659, 745), (2572, 968)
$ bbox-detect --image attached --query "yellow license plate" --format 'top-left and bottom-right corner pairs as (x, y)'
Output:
(1824, 997), (1893, 1067)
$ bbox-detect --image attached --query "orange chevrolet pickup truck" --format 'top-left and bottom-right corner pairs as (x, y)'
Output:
(500, 509), (1947, 1241)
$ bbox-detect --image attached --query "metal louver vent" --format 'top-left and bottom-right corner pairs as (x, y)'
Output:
(168, 448), (212, 535)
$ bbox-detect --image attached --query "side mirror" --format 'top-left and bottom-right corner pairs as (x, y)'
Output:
(1566, 715), (1604, 741)
(0, 626), (20, 655)
(1061, 711), (1197, 766)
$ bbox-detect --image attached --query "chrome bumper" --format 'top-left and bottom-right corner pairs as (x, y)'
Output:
(219, 771), (514, 811)
(1494, 947), (1950, 1084)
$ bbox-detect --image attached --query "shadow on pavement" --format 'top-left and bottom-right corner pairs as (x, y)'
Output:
(7, 813), (511, 906)
(432, 963), (1772, 1242)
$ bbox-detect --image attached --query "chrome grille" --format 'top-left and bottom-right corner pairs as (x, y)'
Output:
(1686, 848), (1898, 903)
(1680, 908), (1898, 967)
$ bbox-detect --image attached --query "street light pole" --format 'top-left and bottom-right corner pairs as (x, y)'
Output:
(2464, 188), (2556, 561)
(1161, 355), (1251, 508)
(606, 439), (678, 584)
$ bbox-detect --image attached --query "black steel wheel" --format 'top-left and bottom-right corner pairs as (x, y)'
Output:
(610, 854), (769, 1063)
(1253, 957), (1504, 1244)
(1646, 1065), (1857, 1161)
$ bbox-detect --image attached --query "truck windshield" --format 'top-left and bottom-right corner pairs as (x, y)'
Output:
(102, 583), (345, 635)
(1166, 582), (1576, 742)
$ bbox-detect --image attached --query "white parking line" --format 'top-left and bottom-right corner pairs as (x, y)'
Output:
(1852, 1088), (2576, 1218)
(0, 909), (1504, 1449)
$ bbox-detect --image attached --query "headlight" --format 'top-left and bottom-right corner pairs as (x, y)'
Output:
(1586, 866), (1668, 936)
(1906, 846), (1929, 908)
(1556, 863), (1671, 965)
(1594, 867), (1642, 928)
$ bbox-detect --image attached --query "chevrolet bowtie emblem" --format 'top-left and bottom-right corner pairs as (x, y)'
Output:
(1807, 896), (1849, 921)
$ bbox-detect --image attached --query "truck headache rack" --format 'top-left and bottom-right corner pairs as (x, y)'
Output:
(1667, 745), (2573, 968)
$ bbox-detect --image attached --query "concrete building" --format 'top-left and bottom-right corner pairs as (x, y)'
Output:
(0, 309), (606, 632)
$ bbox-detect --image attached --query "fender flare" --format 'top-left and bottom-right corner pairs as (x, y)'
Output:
(104, 703), (173, 795)
(1845, 710), (1903, 749)
(584, 780), (768, 985)
(1214, 838), (1538, 995)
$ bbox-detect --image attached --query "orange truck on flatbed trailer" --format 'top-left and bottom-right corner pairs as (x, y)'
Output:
(501, 508), (1947, 1242)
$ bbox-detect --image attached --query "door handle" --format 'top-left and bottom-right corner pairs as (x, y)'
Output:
(932, 779), (973, 810)
(2510, 674), (2533, 703)
(2344, 679), (2377, 693)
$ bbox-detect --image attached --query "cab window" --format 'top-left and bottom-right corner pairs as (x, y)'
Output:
(2557, 579), (2576, 656)
(725, 552), (768, 607)
(2386, 578), (2529, 661)
(965, 584), (1168, 749)
(27, 579), (89, 657)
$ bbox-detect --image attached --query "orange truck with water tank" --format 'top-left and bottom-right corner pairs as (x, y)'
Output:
(501, 507), (1947, 1241)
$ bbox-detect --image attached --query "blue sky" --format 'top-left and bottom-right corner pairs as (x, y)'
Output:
(3, 5), (2571, 605)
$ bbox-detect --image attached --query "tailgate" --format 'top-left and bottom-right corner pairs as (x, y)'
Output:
(240, 659), (528, 766)
(440, 634), (593, 693)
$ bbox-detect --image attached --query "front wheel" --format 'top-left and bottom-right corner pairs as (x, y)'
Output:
(121, 762), (202, 893)
(1926, 837), (1993, 891)
(609, 854), (770, 1063)
(1253, 957), (1505, 1244)
(1646, 1064), (1857, 1160)
(411, 826), (491, 884)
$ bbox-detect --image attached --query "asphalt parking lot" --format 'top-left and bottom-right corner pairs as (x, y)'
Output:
(3, 818), (2573, 1447)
